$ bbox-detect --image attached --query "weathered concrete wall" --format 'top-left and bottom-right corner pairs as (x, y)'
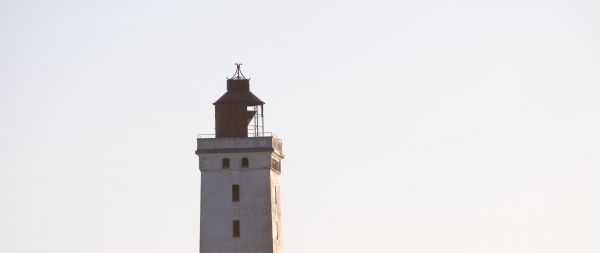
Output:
(197, 137), (283, 253)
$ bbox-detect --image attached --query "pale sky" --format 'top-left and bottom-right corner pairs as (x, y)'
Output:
(1, 0), (600, 252)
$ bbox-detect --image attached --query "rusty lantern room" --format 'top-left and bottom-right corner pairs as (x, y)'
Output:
(213, 64), (265, 138)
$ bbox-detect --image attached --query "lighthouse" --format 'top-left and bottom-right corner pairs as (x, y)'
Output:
(195, 64), (284, 253)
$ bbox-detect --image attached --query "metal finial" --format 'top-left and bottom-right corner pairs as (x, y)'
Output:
(229, 63), (248, 80)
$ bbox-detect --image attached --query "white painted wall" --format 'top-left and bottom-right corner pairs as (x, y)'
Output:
(197, 137), (283, 253)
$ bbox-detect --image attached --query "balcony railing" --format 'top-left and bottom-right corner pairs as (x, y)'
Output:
(197, 132), (274, 139)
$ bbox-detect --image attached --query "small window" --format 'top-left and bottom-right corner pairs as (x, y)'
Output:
(232, 184), (240, 202)
(271, 160), (280, 172)
(222, 158), (230, 169)
(241, 157), (249, 168)
(233, 220), (240, 237)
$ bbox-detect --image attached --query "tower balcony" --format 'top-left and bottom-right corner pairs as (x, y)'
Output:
(195, 135), (284, 159)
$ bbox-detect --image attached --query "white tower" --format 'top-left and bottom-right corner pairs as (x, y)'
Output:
(195, 65), (284, 253)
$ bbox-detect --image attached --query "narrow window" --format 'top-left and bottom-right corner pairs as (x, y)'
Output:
(241, 157), (249, 168)
(232, 184), (240, 202)
(271, 160), (280, 172)
(222, 158), (230, 169)
(233, 220), (240, 237)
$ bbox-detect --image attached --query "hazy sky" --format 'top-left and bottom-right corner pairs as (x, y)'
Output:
(1, 0), (600, 252)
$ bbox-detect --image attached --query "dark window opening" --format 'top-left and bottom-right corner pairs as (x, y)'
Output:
(241, 157), (249, 168)
(222, 158), (230, 169)
(271, 160), (280, 172)
(233, 220), (240, 237)
(232, 184), (240, 202)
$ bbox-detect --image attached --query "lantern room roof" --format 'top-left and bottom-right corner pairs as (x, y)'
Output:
(213, 64), (264, 106)
(213, 88), (264, 105)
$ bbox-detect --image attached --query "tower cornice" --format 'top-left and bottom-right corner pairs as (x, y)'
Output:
(195, 136), (284, 158)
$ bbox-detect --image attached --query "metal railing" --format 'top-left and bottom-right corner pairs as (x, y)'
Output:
(196, 132), (274, 139)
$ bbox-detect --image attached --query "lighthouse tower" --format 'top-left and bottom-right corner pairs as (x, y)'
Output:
(195, 64), (284, 253)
